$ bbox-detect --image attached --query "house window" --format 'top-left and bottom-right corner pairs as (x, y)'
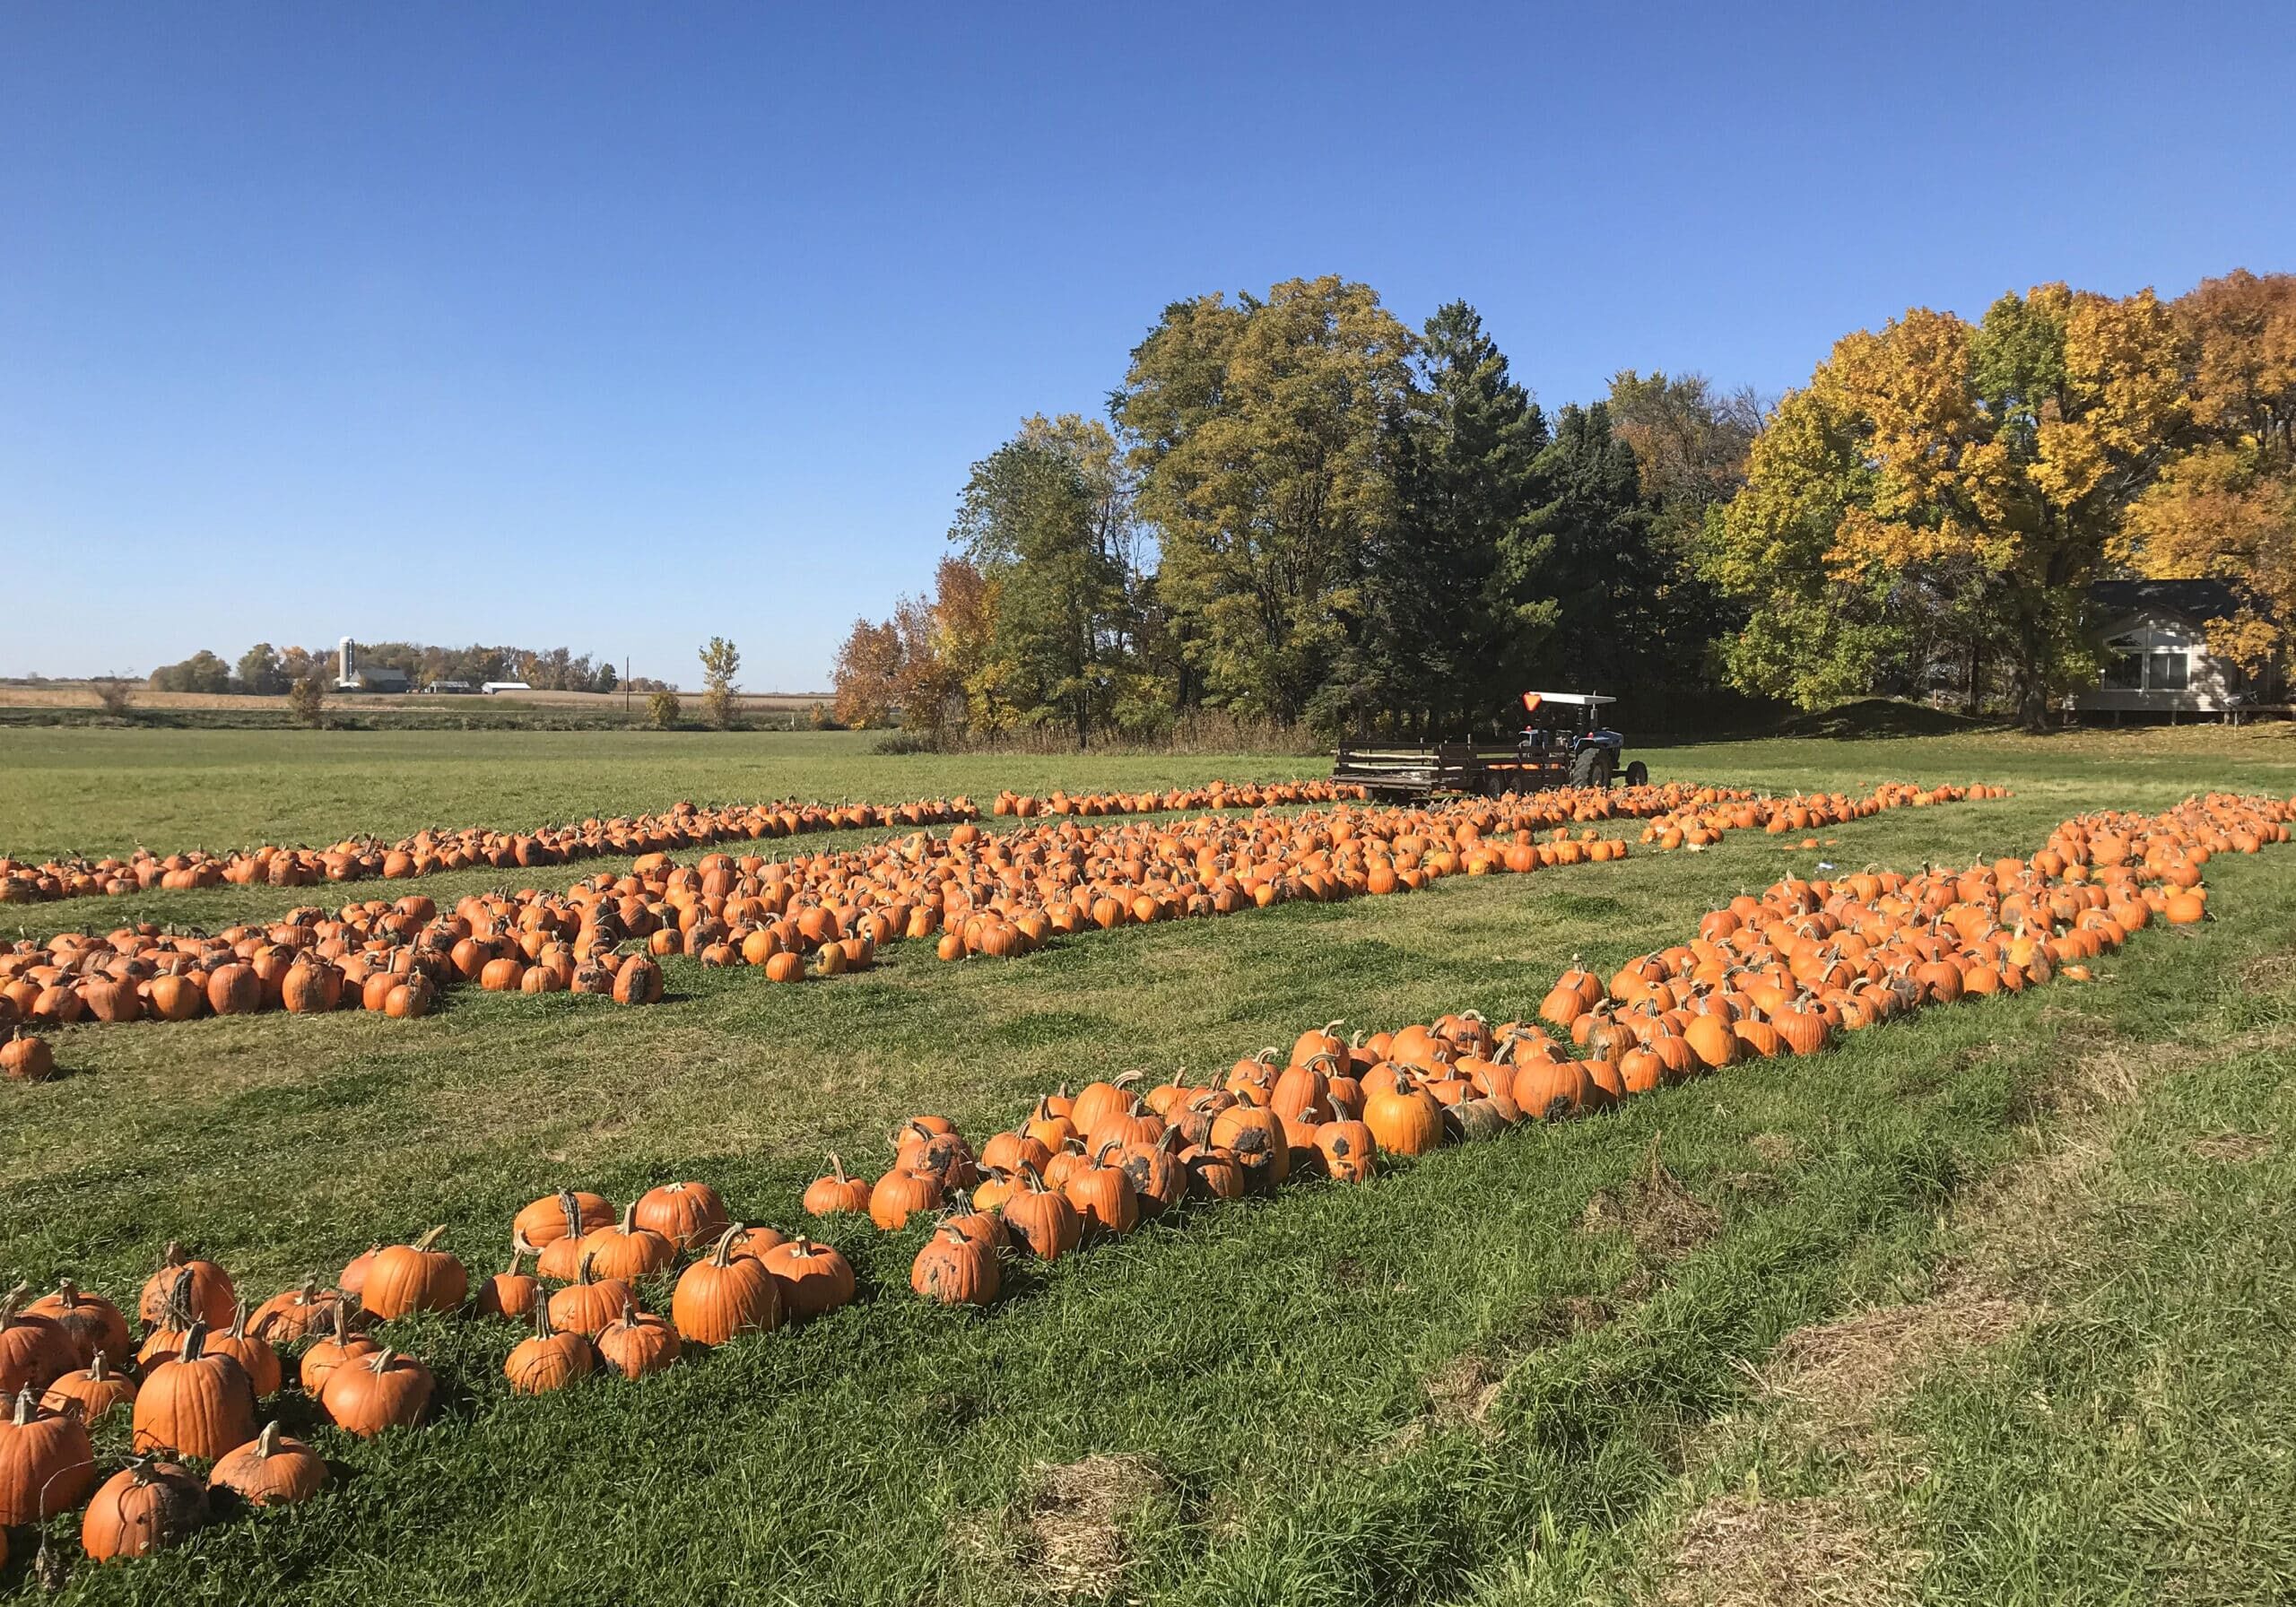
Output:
(2148, 650), (2189, 692)
(2103, 651), (2144, 690)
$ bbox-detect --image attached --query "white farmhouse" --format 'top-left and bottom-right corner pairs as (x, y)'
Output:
(2074, 580), (2276, 720)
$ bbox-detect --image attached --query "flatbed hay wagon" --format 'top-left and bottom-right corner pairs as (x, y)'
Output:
(1333, 691), (1648, 800)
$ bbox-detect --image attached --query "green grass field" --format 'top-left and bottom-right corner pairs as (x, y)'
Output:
(4, 724), (2295, 1604)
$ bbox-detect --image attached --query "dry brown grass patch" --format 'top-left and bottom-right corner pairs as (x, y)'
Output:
(1583, 1133), (1721, 1261)
(1656, 1491), (1923, 1607)
(1750, 1132), (1796, 1166)
(2190, 1130), (2276, 1162)
(1004, 1454), (1170, 1600)
(1762, 1286), (2035, 1433)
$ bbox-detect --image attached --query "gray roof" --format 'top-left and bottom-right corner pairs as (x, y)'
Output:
(2088, 578), (2248, 621)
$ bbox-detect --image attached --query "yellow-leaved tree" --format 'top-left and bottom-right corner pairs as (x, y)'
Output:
(2120, 272), (2296, 673)
(1709, 284), (2189, 723)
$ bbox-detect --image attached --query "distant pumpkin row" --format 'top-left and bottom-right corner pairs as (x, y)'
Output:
(0, 781), (2003, 1060)
(0, 778), (1362, 906)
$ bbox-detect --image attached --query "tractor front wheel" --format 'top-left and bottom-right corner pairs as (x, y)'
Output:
(1624, 760), (1648, 787)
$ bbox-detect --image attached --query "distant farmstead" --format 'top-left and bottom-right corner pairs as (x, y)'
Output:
(335, 637), (410, 693)
(482, 681), (534, 695)
(2073, 580), (2281, 719)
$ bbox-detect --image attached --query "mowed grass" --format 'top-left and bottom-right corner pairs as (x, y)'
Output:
(3, 725), (2295, 1603)
(0, 727), (1338, 862)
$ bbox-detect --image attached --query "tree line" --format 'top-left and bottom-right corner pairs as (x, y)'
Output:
(148, 642), (631, 695)
(834, 277), (1761, 741)
(836, 270), (2292, 741)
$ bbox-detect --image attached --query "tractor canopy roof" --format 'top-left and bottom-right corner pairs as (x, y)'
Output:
(1520, 691), (1616, 708)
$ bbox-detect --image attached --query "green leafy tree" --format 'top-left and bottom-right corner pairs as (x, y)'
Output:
(595, 660), (618, 694)
(1518, 403), (1669, 694)
(647, 688), (682, 729)
(698, 637), (741, 729)
(149, 650), (234, 694)
(1363, 300), (1552, 735)
(1116, 275), (1418, 728)
(234, 643), (283, 695)
(951, 430), (1131, 745)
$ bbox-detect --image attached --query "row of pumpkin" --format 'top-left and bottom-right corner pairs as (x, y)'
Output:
(0, 782), (1997, 1055)
(0, 779), (1364, 906)
(0, 788), (2276, 1570)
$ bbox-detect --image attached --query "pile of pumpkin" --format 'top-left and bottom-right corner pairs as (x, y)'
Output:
(0, 781), (2008, 1055)
(0, 1181), (857, 1568)
(0, 888), (669, 1047)
(594, 778), (2000, 975)
(0, 779), (1366, 908)
(989, 777), (1363, 819)
(785, 789), (2285, 1307)
(1639, 782), (2008, 850)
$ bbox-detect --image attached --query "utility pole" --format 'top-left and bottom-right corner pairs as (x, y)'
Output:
(624, 657), (631, 723)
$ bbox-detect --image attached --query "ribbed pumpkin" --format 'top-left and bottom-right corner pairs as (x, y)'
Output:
(577, 1204), (676, 1281)
(634, 1181), (732, 1250)
(1314, 1119), (1378, 1183)
(868, 1168), (946, 1231)
(671, 1227), (781, 1345)
(361, 1226), (469, 1318)
(1363, 1073), (1445, 1158)
(759, 1238), (857, 1320)
(132, 1324), (257, 1460)
(1, 1385), (97, 1524)
(0, 1288), (78, 1400)
(474, 1250), (539, 1320)
(1062, 1149), (1139, 1238)
(1208, 1103), (1290, 1190)
(547, 1255), (634, 1338)
(909, 1225), (999, 1306)
(209, 1421), (328, 1506)
(505, 1300), (593, 1395)
(803, 1155), (873, 1217)
(513, 1188), (615, 1250)
(596, 1302), (682, 1378)
(298, 1302), (378, 1396)
(205, 1302), (283, 1398)
(40, 1351), (136, 1426)
(320, 1347), (433, 1437)
(138, 1244), (236, 1331)
(82, 1458), (208, 1561)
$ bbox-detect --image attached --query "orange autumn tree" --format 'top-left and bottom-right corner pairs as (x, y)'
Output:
(1710, 284), (2189, 724)
(2120, 271), (2296, 673)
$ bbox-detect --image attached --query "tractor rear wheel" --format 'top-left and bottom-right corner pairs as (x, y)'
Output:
(1570, 748), (1611, 788)
(1624, 760), (1648, 787)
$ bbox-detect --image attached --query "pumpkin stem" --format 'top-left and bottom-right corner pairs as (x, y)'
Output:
(707, 1225), (744, 1267)
(827, 1152), (848, 1184)
(178, 1319), (210, 1362)
(12, 1385), (30, 1427)
(412, 1225), (448, 1252)
(256, 1420), (282, 1458)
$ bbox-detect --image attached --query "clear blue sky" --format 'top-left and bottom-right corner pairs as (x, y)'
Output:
(4, 2), (2289, 689)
